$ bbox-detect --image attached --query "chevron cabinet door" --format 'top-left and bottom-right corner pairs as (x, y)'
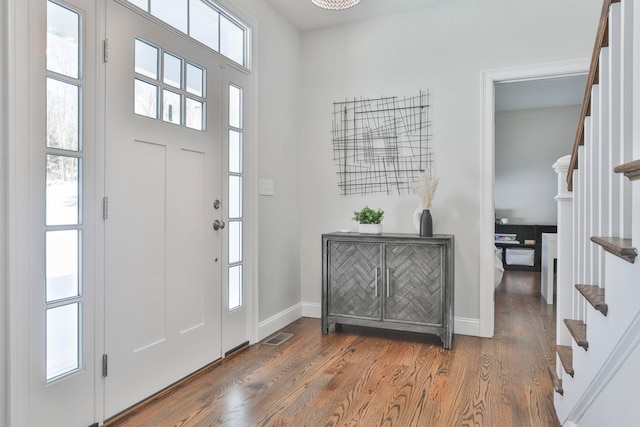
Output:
(322, 233), (454, 348)
(328, 242), (382, 319)
(384, 244), (443, 325)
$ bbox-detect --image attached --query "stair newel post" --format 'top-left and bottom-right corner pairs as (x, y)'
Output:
(554, 156), (574, 349)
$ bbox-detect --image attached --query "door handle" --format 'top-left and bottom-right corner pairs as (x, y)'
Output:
(373, 268), (379, 297)
(213, 220), (226, 230)
(386, 268), (391, 297)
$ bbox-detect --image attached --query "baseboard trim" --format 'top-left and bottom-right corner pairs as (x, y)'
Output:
(260, 303), (481, 339)
(258, 303), (302, 340)
(454, 317), (481, 337)
(302, 302), (321, 318)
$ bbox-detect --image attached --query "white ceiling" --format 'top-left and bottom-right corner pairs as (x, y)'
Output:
(265, 0), (451, 31)
(265, 0), (587, 111)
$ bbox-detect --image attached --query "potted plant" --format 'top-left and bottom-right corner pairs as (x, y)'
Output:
(353, 206), (384, 234)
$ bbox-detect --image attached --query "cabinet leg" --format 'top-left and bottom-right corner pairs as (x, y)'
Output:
(444, 334), (453, 350)
(321, 320), (329, 334)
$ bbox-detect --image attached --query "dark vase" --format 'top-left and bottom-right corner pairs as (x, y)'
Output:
(420, 209), (433, 237)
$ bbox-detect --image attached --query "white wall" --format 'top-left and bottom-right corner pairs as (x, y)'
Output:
(228, 0), (302, 324)
(298, 0), (601, 326)
(495, 105), (581, 225)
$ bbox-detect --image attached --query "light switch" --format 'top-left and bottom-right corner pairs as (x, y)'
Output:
(259, 179), (274, 196)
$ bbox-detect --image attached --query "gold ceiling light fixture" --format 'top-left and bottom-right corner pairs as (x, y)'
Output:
(311, 0), (360, 10)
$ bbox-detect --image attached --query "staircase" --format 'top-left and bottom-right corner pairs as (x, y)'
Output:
(551, 0), (640, 425)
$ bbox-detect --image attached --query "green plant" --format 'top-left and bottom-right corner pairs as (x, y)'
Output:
(352, 206), (384, 224)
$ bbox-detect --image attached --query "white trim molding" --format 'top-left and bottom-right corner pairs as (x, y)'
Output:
(454, 317), (481, 337)
(302, 302), (321, 318)
(259, 303), (481, 342)
(481, 58), (590, 338)
(258, 303), (302, 341)
(0, 0), (8, 424)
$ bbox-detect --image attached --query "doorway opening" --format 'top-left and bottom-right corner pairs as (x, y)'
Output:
(480, 59), (589, 338)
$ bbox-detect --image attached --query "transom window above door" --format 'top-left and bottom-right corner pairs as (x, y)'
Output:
(125, 0), (249, 68)
(134, 39), (207, 131)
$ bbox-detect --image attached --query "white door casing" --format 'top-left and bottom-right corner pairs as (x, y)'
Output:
(104, 0), (223, 417)
(481, 59), (590, 338)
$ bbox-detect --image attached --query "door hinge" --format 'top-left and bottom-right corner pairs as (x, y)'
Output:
(103, 196), (109, 220)
(102, 354), (108, 377)
(103, 39), (110, 63)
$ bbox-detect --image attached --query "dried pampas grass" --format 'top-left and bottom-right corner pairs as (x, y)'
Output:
(416, 172), (439, 209)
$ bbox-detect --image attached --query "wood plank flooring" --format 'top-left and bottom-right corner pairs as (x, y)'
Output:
(105, 270), (559, 427)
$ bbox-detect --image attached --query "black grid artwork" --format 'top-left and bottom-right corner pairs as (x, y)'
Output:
(332, 90), (433, 195)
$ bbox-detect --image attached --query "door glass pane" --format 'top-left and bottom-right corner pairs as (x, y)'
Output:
(134, 79), (158, 118)
(46, 155), (79, 226)
(189, 0), (219, 52)
(163, 89), (182, 124)
(46, 303), (80, 380)
(228, 175), (242, 219)
(47, 1), (80, 78)
(220, 15), (244, 66)
(186, 63), (204, 97)
(229, 130), (242, 173)
(229, 85), (241, 129)
(228, 221), (242, 264)
(186, 98), (204, 131)
(229, 265), (242, 310)
(151, 0), (187, 33)
(163, 52), (182, 88)
(46, 230), (80, 302)
(47, 78), (79, 151)
(135, 39), (158, 79)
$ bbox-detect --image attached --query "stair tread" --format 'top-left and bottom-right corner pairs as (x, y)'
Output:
(614, 158), (640, 181)
(547, 365), (563, 395)
(590, 236), (637, 263)
(556, 345), (574, 377)
(575, 285), (608, 316)
(564, 319), (588, 350)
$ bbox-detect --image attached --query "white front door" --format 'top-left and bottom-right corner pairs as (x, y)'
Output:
(104, 0), (223, 417)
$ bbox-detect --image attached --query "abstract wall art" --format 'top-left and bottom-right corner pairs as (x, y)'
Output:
(331, 90), (433, 195)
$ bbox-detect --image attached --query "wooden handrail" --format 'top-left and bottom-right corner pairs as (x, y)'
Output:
(567, 0), (620, 191)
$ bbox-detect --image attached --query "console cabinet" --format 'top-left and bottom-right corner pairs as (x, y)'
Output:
(322, 233), (454, 349)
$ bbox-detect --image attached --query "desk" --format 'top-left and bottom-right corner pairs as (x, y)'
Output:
(541, 233), (557, 304)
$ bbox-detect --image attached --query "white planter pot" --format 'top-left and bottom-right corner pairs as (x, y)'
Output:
(358, 223), (382, 234)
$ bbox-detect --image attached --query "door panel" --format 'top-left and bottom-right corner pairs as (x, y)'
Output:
(384, 244), (443, 325)
(328, 242), (381, 319)
(104, 0), (222, 417)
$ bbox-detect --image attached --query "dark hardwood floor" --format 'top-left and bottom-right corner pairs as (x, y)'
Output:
(105, 270), (559, 427)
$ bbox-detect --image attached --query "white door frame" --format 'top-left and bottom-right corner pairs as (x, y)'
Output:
(480, 58), (589, 338)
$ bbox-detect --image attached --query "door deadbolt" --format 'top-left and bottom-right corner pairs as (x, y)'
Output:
(213, 199), (221, 209)
(213, 220), (226, 230)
